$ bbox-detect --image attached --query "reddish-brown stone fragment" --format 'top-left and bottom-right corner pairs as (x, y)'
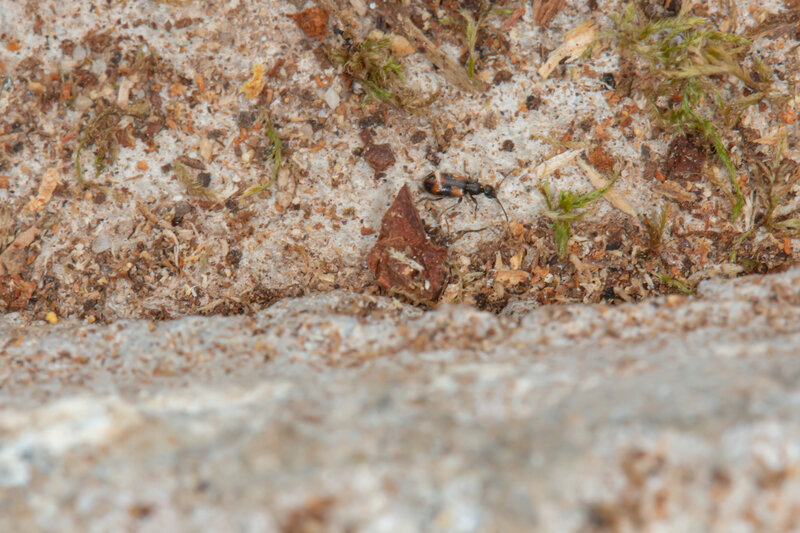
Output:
(587, 145), (615, 171)
(288, 8), (329, 40)
(0, 276), (36, 312)
(363, 143), (396, 173)
(664, 135), (707, 182)
(367, 184), (448, 304)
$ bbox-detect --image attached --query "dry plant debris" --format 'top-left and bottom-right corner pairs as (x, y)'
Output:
(359, 127), (396, 175)
(0, 0), (797, 320)
(376, 1), (485, 93)
(173, 159), (220, 202)
(0, 227), (40, 311)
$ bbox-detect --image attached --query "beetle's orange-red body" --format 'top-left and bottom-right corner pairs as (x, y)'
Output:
(422, 172), (495, 198)
(422, 171), (508, 223)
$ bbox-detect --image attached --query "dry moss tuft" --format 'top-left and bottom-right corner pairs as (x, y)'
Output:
(328, 38), (435, 112)
(242, 108), (283, 199)
(642, 202), (671, 254)
(74, 101), (150, 188)
(751, 129), (800, 234)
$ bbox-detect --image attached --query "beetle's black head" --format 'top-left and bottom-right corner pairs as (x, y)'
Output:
(482, 184), (497, 198)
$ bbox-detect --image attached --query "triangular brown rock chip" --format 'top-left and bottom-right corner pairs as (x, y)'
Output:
(367, 184), (447, 304)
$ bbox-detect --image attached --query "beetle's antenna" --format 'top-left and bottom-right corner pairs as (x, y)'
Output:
(495, 197), (509, 225)
(496, 170), (511, 190)
(495, 171), (511, 230)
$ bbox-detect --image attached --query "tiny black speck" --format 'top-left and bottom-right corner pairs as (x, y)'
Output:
(600, 72), (616, 89)
(602, 286), (616, 301)
(525, 94), (542, 111)
(198, 172), (211, 188)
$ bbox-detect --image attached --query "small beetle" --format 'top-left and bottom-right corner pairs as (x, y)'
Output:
(422, 171), (509, 223)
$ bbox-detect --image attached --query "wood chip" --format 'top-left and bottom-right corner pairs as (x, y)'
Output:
(495, 269), (531, 286)
(538, 20), (597, 79)
(531, 0), (566, 28)
(530, 149), (581, 180)
(25, 167), (60, 211)
(349, 0), (367, 16)
(653, 180), (695, 203)
(500, 4), (526, 32)
(117, 78), (134, 107)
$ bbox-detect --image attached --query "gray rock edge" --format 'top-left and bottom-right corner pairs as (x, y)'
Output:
(1, 269), (800, 532)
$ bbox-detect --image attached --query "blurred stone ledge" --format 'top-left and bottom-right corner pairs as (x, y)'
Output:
(1, 268), (800, 532)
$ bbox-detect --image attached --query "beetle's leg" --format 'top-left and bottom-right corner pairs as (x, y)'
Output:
(440, 198), (465, 233)
(468, 194), (479, 216)
(436, 197), (460, 226)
